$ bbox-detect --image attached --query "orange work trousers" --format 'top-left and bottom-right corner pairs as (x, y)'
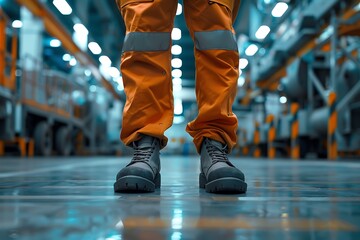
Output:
(117, 0), (240, 153)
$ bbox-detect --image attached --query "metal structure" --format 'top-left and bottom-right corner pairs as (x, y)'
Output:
(237, 0), (360, 159)
(0, 6), (122, 157)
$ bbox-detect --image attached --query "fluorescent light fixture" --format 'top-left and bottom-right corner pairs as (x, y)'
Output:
(280, 96), (287, 104)
(84, 69), (91, 76)
(171, 45), (182, 55)
(114, 76), (123, 84)
(173, 116), (185, 124)
(245, 44), (258, 56)
(239, 58), (249, 69)
(171, 58), (182, 68)
(69, 58), (77, 66)
(172, 78), (182, 85)
(50, 39), (61, 47)
(174, 99), (183, 115)
(53, 0), (72, 15)
(173, 84), (182, 92)
(88, 42), (102, 55)
(255, 25), (271, 40)
(172, 69), (182, 78)
(62, 53), (71, 61)
(73, 23), (88, 35)
(109, 67), (120, 78)
(89, 85), (97, 92)
(238, 76), (245, 87)
(272, 2), (288, 17)
(176, 3), (183, 15)
(12, 20), (23, 28)
(117, 84), (124, 91)
(99, 55), (112, 67)
(172, 28), (182, 40)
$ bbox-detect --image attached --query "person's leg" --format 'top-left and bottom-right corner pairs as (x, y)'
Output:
(119, 0), (177, 148)
(114, 0), (177, 192)
(183, 0), (247, 193)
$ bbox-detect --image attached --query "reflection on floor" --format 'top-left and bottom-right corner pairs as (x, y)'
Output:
(0, 156), (359, 239)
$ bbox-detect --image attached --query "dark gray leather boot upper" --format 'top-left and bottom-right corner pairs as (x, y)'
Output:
(114, 135), (161, 192)
(200, 138), (247, 193)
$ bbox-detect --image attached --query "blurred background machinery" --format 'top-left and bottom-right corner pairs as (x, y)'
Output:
(0, 0), (359, 159)
(236, 0), (360, 160)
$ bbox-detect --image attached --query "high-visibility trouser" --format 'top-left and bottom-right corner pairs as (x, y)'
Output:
(117, 0), (240, 153)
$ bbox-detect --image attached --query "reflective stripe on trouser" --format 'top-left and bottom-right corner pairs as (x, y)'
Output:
(118, 0), (240, 152)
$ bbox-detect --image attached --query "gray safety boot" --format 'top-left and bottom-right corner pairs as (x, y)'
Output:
(199, 138), (247, 193)
(114, 135), (161, 193)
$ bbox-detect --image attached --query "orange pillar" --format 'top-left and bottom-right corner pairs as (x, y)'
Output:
(253, 122), (261, 158)
(28, 139), (35, 157)
(290, 103), (300, 159)
(0, 141), (4, 156)
(242, 129), (249, 156)
(267, 114), (276, 159)
(327, 92), (337, 160)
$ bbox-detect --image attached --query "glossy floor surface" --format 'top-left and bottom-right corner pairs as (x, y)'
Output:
(0, 156), (359, 240)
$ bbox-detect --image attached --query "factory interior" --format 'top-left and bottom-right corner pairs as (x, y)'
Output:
(0, 0), (360, 239)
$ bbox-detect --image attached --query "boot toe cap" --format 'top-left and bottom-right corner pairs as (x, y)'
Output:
(207, 167), (245, 182)
(116, 166), (154, 181)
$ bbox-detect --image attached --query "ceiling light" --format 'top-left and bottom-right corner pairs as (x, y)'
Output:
(88, 42), (102, 55)
(238, 76), (246, 87)
(171, 45), (182, 55)
(114, 76), (123, 85)
(12, 20), (23, 28)
(239, 58), (249, 69)
(245, 44), (258, 56)
(69, 58), (77, 66)
(255, 25), (271, 40)
(73, 23), (88, 35)
(173, 84), (182, 93)
(89, 85), (97, 92)
(172, 69), (182, 78)
(280, 96), (287, 104)
(109, 67), (120, 78)
(84, 69), (91, 76)
(171, 58), (182, 68)
(62, 53), (71, 61)
(117, 84), (124, 91)
(172, 28), (182, 40)
(99, 55), (112, 67)
(176, 3), (183, 15)
(272, 2), (288, 17)
(173, 116), (185, 124)
(50, 39), (61, 47)
(172, 78), (182, 85)
(53, 0), (72, 15)
(174, 98), (183, 115)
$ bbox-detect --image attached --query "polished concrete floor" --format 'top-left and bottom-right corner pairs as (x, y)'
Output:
(0, 156), (359, 240)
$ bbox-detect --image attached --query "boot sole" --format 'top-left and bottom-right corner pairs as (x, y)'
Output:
(114, 174), (161, 193)
(199, 173), (247, 194)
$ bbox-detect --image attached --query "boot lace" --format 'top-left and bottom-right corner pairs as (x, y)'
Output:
(206, 144), (229, 164)
(132, 147), (153, 163)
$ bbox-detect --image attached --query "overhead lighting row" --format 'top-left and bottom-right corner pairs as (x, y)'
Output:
(246, 2), (289, 58)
